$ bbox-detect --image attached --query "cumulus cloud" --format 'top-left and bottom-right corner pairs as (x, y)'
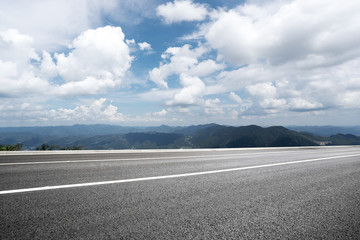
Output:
(149, 44), (224, 88)
(246, 82), (277, 99)
(229, 92), (243, 104)
(246, 82), (286, 111)
(156, 0), (208, 24)
(193, 0), (360, 118)
(288, 98), (323, 111)
(147, 0), (360, 122)
(0, 26), (133, 98)
(0, 29), (50, 97)
(56, 26), (131, 81)
(204, 98), (223, 115)
(126, 39), (136, 45)
(188, 59), (225, 77)
(44, 26), (133, 95)
(0, 29), (39, 64)
(205, 0), (360, 67)
(153, 109), (168, 116)
(0, 0), (98, 51)
(221, 68), (329, 113)
(39, 51), (57, 79)
(0, 0), (158, 51)
(166, 74), (206, 106)
(2, 0), (360, 126)
(138, 41), (152, 51)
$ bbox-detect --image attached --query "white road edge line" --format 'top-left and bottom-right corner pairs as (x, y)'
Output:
(1, 153), (359, 195)
(0, 150), (301, 166)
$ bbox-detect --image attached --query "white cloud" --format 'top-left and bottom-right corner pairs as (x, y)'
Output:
(246, 82), (277, 98)
(0, 0), (158, 51)
(204, 98), (223, 115)
(288, 98), (323, 111)
(260, 98), (287, 109)
(188, 59), (225, 77)
(126, 39), (136, 45)
(156, 0), (208, 24)
(0, 29), (39, 63)
(149, 44), (223, 88)
(49, 98), (124, 122)
(40, 51), (57, 79)
(217, 57), (360, 115)
(229, 92), (242, 104)
(0, 26), (133, 98)
(139, 88), (178, 103)
(0, 0), (97, 51)
(48, 26), (133, 95)
(205, 0), (360, 66)
(149, 68), (169, 88)
(0, 99), (47, 126)
(138, 42), (152, 51)
(149, 44), (205, 88)
(166, 74), (206, 106)
(153, 109), (168, 116)
(246, 82), (287, 111)
(197, 0), (360, 118)
(0, 29), (50, 97)
(340, 91), (360, 108)
(57, 26), (131, 80)
(2, 0), (360, 126)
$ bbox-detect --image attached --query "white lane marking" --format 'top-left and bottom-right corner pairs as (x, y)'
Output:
(0, 150), (301, 166)
(2, 145), (357, 156)
(1, 153), (359, 195)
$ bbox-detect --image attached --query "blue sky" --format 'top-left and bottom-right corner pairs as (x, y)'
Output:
(0, 0), (359, 127)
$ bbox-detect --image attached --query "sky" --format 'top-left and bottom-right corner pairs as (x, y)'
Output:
(0, 0), (359, 127)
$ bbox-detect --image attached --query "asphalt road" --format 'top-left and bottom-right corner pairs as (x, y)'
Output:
(1, 146), (360, 239)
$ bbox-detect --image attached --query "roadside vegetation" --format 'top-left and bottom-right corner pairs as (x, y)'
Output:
(0, 143), (23, 151)
(36, 144), (84, 151)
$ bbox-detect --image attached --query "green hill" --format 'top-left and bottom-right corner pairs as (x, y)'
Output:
(329, 134), (360, 145)
(189, 125), (317, 148)
(1, 124), (360, 150)
(124, 132), (185, 149)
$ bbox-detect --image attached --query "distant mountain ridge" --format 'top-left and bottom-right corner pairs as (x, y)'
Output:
(189, 125), (317, 148)
(1, 124), (360, 150)
(287, 126), (360, 137)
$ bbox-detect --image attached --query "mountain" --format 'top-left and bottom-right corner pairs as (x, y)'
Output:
(328, 134), (360, 145)
(63, 135), (130, 150)
(287, 126), (360, 137)
(189, 125), (317, 148)
(1, 124), (360, 150)
(173, 123), (220, 135)
(143, 125), (184, 134)
(0, 132), (51, 146)
(124, 132), (185, 149)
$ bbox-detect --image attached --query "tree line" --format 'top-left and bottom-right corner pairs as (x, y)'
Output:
(0, 143), (83, 151)
(36, 143), (84, 151)
(0, 143), (23, 151)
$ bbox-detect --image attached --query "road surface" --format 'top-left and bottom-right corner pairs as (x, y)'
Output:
(1, 146), (360, 239)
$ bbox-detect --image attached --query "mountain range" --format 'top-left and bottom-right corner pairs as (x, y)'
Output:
(1, 124), (359, 150)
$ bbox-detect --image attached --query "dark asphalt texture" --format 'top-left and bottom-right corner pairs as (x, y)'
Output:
(1, 146), (360, 239)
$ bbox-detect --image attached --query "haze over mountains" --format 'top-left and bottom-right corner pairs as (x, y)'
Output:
(287, 126), (360, 137)
(1, 124), (360, 150)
